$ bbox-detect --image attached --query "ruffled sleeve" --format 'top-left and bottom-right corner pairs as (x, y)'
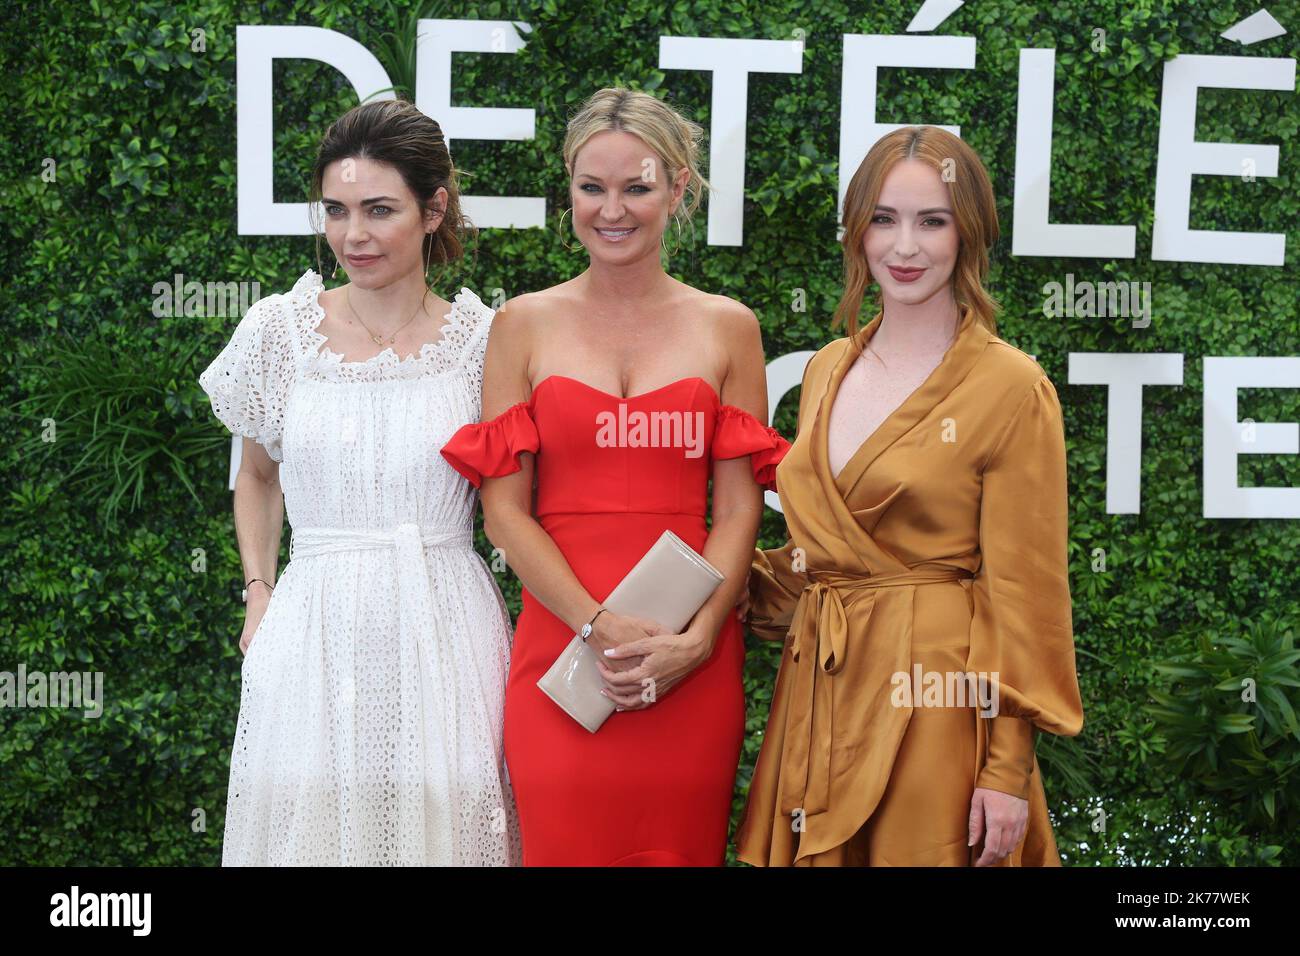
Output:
(198, 295), (294, 462)
(712, 405), (792, 492)
(967, 375), (1084, 799)
(440, 401), (540, 489)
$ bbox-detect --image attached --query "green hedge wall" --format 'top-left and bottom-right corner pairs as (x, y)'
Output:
(3, 0), (1297, 865)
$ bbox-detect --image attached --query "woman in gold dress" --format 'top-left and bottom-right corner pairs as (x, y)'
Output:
(736, 126), (1084, 867)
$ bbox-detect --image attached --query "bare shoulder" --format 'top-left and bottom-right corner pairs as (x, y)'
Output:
(484, 286), (587, 382)
(678, 288), (761, 352)
(698, 289), (758, 327)
(680, 289), (765, 405)
(488, 288), (556, 342)
(495, 280), (584, 323)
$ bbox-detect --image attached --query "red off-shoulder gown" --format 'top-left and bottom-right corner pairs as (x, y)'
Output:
(440, 374), (790, 866)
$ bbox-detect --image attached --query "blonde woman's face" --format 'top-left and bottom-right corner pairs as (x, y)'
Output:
(320, 156), (445, 288)
(863, 158), (959, 307)
(570, 130), (687, 262)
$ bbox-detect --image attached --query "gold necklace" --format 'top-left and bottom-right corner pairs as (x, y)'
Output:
(345, 286), (428, 346)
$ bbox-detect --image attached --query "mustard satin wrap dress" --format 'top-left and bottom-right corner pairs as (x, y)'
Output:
(735, 305), (1084, 867)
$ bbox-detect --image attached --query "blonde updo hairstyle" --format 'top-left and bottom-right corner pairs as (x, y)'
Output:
(561, 88), (712, 253)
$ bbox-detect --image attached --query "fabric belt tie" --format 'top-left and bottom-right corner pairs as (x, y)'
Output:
(288, 523), (472, 662)
(290, 523), (472, 560)
(779, 566), (974, 817)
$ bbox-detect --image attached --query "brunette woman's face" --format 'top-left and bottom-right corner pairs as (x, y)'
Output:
(863, 159), (959, 307)
(570, 130), (688, 263)
(320, 157), (445, 288)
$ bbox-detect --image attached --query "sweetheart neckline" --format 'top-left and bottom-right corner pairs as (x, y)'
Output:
(533, 374), (720, 403)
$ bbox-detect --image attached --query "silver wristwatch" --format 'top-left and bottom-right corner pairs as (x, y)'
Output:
(579, 607), (608, 642)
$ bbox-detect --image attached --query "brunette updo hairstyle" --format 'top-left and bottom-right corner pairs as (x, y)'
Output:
(307, 98), (475, 286)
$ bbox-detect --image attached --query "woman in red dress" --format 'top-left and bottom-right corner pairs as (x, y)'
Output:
(440, 88), (790, 865)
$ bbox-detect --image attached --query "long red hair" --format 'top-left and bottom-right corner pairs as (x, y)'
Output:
(834, 126), (1000, 351)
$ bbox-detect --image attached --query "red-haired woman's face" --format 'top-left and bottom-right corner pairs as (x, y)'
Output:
(863, 159), (959, 307)
(320, 156), (445, 288)
(570, 130), (687, 263)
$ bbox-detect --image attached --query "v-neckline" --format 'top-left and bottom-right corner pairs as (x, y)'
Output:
(817, 305), (988, 500)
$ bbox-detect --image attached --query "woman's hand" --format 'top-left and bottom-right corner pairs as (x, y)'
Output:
(584, 611), (661, 674)
(239, 589), (272, 656)
(596, 623), (713, 710)
(968, 787), (1029, 866)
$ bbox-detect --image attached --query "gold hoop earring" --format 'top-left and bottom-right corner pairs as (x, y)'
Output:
(556, 207), (577, 253)
(661, 215), (684, 258)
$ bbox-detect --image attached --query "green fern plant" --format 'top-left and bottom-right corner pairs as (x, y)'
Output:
(1148, 611), (1300, 831)
(10, 331), (226, 526)
(363, 0), (452, 102)
(1034, 730), (1098, 798)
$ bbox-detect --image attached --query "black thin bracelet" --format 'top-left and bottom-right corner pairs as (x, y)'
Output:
(244, 578), (274, 594)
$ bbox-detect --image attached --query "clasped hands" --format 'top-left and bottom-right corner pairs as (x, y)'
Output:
(591, 610), (712, 711)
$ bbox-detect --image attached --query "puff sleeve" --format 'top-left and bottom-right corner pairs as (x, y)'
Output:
(712, 405), (792, 492)
(747, 534), (810, 643)
(967, 375), (1084, 799)
(440, 401), (540, 489)
(198, 295), (294, 462)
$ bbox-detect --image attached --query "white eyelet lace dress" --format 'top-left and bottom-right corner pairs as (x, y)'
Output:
(198, 268), (519, 866)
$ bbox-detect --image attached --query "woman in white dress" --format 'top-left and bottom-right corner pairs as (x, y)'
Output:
(198, 100), (519, 865)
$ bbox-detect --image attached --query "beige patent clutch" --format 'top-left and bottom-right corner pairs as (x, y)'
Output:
(536, 530), (725, 733)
